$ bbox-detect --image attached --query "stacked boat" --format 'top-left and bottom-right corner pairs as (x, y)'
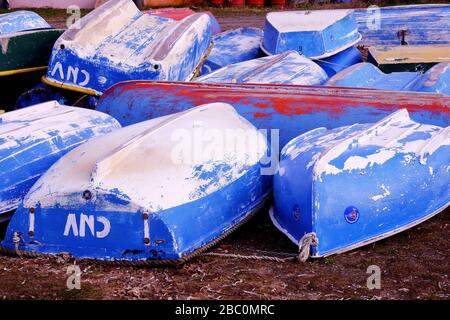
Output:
(0, 0), (449, 264)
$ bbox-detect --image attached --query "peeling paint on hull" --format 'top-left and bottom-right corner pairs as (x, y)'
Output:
(0, 101), (121, 217)
(96, 81), (450, 149)
(2, 103), (272, 263)
(271, 109), (450, 257)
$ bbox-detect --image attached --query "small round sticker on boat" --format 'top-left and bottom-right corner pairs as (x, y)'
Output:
(344, 206), (359, 224)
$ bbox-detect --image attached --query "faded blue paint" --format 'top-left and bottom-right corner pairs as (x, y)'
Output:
(200, 27), (264, 76)
(354, 4), (450, 46)
(0, 101), (121, 218)
(44, 0), (213, 95)
(1, 104), (271, 262)
(271, 109), (450, 257)
(95, 81), (449, 150)
(0, 11), (50, 35)
(315, 46), (362, 77)
(196, 51), (328, 85)
(326, 62), (450, 95)
(262, 10), (361, 58)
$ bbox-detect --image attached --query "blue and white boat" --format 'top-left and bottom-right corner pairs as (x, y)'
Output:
(200, 27), (264, 76)
(2, 103), (272, 263)
(271, 109), (449, 259)
(315, 46), (362, 77)
(196, 51), (328, 85)
(43, 0), (213, 96)
(262, 9), (361, 58)
(326, 62), (450, 95)
(0, 10), (51, 34)
(0, 101), (120, 222)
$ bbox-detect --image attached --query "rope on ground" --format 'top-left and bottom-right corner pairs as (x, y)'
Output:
(297, 232), (318, 262)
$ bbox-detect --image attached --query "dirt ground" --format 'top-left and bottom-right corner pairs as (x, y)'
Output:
(0, 4), (449, 301)
(0, 205), (448, 300)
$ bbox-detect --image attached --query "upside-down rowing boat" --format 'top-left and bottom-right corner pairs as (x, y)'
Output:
(271, 109), (449, 258)
(1, 103), (272, 264)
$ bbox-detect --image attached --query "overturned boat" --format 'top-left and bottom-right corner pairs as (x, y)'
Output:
(271, 109), (449, 258)
(0, 101), (120, 222)
(43, 0), (213, 95)
(262, 9), (361, 58)
(326, 62), (450, 95)
(1, 103), (272, 264)
(196, 51), (328, 85)
(200, 27), (264, 76)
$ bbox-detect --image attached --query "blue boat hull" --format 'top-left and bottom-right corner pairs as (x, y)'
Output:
(315, 46), (362, 77)
(0, 11), (51, 34)
(326, 62), (450, 95)
(271, 110), (449, 257)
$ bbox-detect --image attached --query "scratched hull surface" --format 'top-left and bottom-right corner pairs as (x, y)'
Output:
(271, 109), (450, 257)
(196, 51), (328, 85)
(326, 62), (450, 95)
(96, 81), (450, 149)
(354, 4), (450, 46)
(200, 27), (264, 76)
(0, 101), (121, 217)
(2, 103), (271, 262)
(262, 10), (361, 58)
(0, 11), (51, 34)
(44, 0), (213, 95)
(368, 45), (450, 73)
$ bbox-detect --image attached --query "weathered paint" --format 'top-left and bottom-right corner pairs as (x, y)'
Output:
(196, 51), (328, 85)
(145, 8), (221, 35)
(271, 109), (449, 257)
(0, 101), (121, 217)
(2, 103), (272, 262)
(200, 27), (264, 76)
(354, 4), (450, 46)
(44, 0), (213, 95)
(0, 11), (50, 34)
(326, 62), (450, 96)
(262, 10), (361, 58)
(315, 46), (362, 77)
(368, 45), (450, 73)
(0, 29), (64, 76)
(96, 81), (450, 149)
(9, 0), (97, 9)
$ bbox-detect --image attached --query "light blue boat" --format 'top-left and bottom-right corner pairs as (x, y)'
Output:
(354, 4), (450, 46)
(1, 103), (272, 264)
(271, 109), (450, 258)
(0, 101), (121, 222)
(0, 11), (51, 34)
(200, 27), (264, 76)
(43, 0), (213, 96)
(315, 46), (362, 77)
(326, 62), (450, 95)
(262, 9), (361, 58)
(196, 51), (328, 85)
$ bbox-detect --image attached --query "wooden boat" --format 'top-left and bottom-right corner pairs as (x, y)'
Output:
(0, 101), (120, 222)
(262, 9), (361, 58)
(200, 28), (264, 76)
(271, 109), (449, 258)
(9, 0), (97, 8)
(368, 45), (450, 73)
(315, 46), (362, 77)
(43, 0), (213, 96)
(196, 51), (328, 85)
(326, 62), (450, 95)
(1, 103), (271, 263)
(354, 4), (450, 46)
(95, 81), (450, 149)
